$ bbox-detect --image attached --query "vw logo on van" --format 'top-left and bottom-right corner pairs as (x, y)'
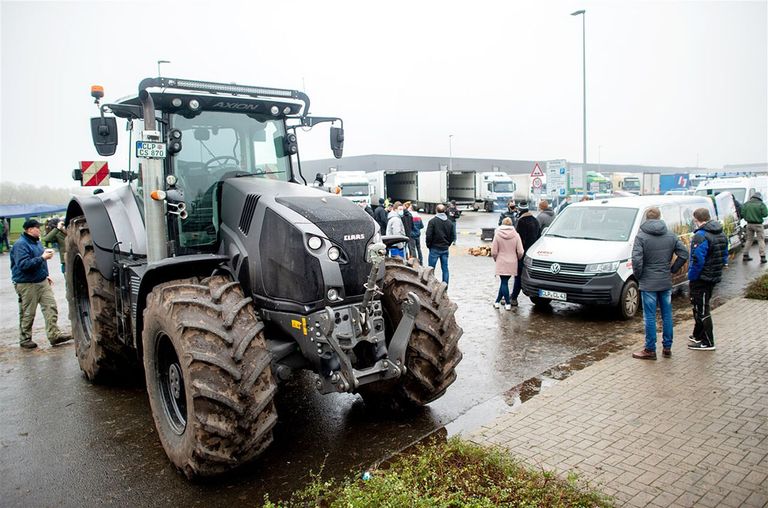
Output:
(550, 263), (561, 274)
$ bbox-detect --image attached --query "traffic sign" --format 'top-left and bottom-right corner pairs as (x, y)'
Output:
(532, 177), (543, 189)
(530, 163), (544, 178)
(80, 161), (110, 186)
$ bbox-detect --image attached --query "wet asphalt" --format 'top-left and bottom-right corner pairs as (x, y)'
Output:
(1, 212), (764, 507)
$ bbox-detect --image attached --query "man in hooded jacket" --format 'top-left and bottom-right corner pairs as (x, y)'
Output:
(741, 191), (768, 264)
(374, 198), (389, 235)
(630, 207), (689, 360)
(510, 201), (540, 306)
(687, 208), (728, 352)
(426, 204), (455, 285)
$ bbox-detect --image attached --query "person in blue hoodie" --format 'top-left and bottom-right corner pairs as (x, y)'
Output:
(687, 208), (728, 352)
(10, 219), (72, 349)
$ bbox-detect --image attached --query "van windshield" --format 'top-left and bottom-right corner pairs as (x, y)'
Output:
(694, 188), (746, 202)
(547, 206), (638, 241)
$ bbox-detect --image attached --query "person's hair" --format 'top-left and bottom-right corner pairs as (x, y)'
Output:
(436, 204), (446, 213)
(393, 201), (402, 209)
(508, 200), (516, 207)
(693, 208), (711, 222)
(580, 196), (590, 202)
(538, 200), (549, 211)
(404, 201), (412, 209)
(501, 217), (513, 226)
(645, 207), (661, 220)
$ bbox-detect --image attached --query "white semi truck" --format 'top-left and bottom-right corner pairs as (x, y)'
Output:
(368, 170), (516, 213)
(324, 170), (371, 206)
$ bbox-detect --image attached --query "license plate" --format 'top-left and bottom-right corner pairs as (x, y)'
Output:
(539, 289), (567, 301)
(135, 141), (167, 159)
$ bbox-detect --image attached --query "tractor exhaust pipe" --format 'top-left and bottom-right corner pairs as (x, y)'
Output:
(139, 83), (169, 263)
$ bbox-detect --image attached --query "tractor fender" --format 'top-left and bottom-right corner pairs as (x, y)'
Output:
(65, 186), (147, 280)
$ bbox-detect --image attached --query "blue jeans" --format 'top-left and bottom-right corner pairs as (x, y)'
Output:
(389, 247), (405, 259)
(428, 249), (450, 285)
(496, 275), (512, 304)
(641, 289), (673, 351)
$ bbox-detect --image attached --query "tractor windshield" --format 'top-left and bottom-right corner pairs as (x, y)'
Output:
(171, 111), (292, 248)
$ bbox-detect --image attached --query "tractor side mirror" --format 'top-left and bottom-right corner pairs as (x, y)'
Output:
(90, 117), (118, 156)
(330, 126), (344, 159)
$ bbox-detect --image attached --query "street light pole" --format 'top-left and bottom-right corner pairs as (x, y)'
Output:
(449, 134), (453, 172)
(571, 10), (586, 166)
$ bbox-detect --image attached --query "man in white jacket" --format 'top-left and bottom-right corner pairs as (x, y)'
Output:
(386, 201), (406, 258)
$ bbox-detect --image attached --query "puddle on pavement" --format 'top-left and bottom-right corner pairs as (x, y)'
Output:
(445, 337), (634, 437)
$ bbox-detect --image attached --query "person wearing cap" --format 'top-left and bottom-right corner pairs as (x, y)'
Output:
(510, 201), (541, 306)
(740, 191), (768, 264)
(10, 219), (72, 350)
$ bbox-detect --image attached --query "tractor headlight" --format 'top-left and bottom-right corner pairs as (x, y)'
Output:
(328, 246), (341, 261)
(308, 235), (323, 250)
(585, 261), (620, 273)
(327, 288), (339, 301)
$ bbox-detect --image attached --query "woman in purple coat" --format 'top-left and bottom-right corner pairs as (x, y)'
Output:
(491, 217), (524, 310)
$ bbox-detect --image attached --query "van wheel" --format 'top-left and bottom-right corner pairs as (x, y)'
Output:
(617, 280), (639, 320)
(530, 296), (551, 307)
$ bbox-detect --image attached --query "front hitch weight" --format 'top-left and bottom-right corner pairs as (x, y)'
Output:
(387, 291), (421, 369)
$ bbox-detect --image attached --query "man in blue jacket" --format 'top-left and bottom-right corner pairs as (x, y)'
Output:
(10, 219), (72, 349)
(687, 208), (728, 352)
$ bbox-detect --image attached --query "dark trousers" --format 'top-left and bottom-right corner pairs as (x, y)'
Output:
(409, 237), (423, 264)
(496, 275), (512, 304)
(690, 280), (715, 346)
(511, 263), (524, 300)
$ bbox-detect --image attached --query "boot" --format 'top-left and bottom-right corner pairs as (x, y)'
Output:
(761, 256), (767, 264)
(743, 254), (753, 261)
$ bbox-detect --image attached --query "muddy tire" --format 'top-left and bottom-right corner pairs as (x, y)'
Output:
(617, 279), (640, 320)
(359, 258), (463, 410)
(142, 275), (278, 478)
(65, 216), (134, 381)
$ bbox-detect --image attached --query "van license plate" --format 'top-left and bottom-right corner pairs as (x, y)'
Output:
(539, 289), (567, 301)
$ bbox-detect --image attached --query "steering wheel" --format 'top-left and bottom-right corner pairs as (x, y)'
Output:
(204, 155), (240, 172)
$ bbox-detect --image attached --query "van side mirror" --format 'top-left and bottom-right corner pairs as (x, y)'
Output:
(90, 117), (118, 156)
(330, 127), (344, 159)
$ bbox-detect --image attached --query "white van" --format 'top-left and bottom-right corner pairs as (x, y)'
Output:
(521, 195), (739, 320)
(694, 176), (768, 227)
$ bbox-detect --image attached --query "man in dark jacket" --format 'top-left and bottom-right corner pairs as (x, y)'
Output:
(498, 200), (519, 227)
(446, 200), (460, 244)
(630, 207), (689, 360)
(373, 198), (389, 235)
(741, 191), (768, 263)
(402, 201), (415, 259)
(10, 219), (72, 349)
(687, 208), (728, 352)
(510, 201), (540, 306)
(425, 204), (455, 285)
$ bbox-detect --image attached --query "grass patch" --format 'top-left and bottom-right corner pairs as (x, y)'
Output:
(745, 272), (768, 300)
(264, 436), (613, 507)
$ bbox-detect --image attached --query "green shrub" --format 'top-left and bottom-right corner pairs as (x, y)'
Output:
(745, 273), (768, 300)
(265, 437), (613, 507)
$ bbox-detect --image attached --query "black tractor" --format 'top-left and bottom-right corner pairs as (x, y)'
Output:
(65, 77), (463, 478)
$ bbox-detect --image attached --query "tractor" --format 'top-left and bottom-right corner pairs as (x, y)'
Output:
(65, 77), (463, 478)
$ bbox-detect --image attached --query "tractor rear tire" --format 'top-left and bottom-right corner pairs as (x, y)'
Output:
(142, 275), (278, 478)
(65, 216), (134, 381)
(360, 258), (463, 411)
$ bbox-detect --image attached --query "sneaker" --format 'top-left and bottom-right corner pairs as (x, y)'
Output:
(510, 299), (519, 307)
(504, 304), (512, 310)
(662, 348), (672, 358)
(20, 341), (38, 350)
(493, 302), (500, 309)
(761, 256), (767, 264)
(688, 342), (716, 351)
(632, 348), (657, 360)
(743, 255), (753, 261)
(50, 334), (73, 346)
(687, 335), (701, 344)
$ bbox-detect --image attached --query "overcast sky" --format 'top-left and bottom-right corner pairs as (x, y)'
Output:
(1, 0), (766, 188)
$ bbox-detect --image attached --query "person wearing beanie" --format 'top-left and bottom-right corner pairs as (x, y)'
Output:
(10, 219), (72, 349)
(510, 201), (541, 306)
(741, 191), (768, 264)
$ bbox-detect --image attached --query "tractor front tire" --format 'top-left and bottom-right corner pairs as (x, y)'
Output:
(360, 258), (463, 411)
(142, 275), (278, 478)
(65, 216), (134, 381)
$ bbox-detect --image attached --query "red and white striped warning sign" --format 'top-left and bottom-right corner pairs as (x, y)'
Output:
(80, 161), (110, 186)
